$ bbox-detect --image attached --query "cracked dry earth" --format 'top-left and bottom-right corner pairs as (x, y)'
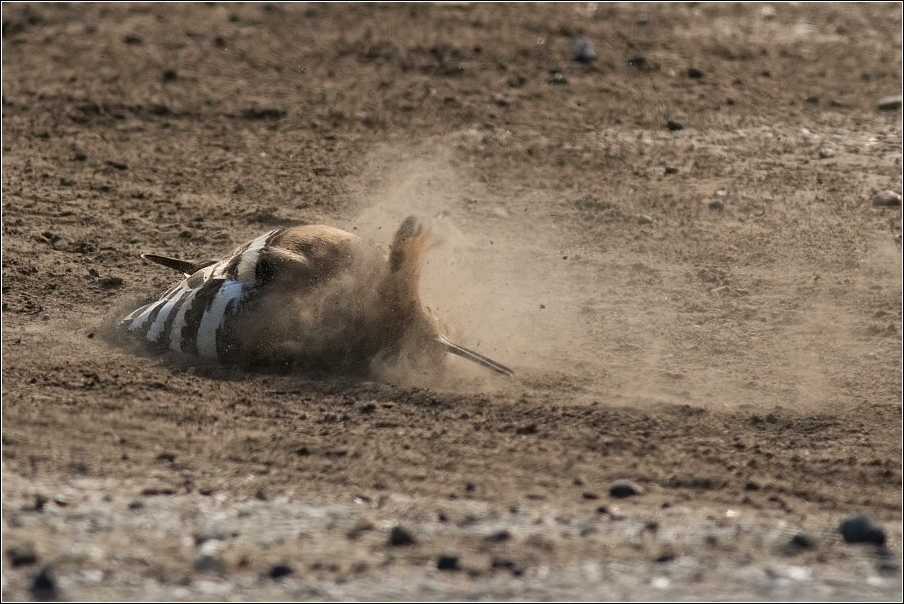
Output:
(2, 2), (902, 601)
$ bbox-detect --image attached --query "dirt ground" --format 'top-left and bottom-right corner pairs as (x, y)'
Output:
(2, 2), (902, 601)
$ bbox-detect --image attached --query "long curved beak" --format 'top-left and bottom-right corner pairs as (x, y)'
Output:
(435, 335), (514, 377)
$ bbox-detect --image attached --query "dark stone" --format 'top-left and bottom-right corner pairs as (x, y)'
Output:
(839, 514), (886, 545)
(789, 532), (817, 550)
(437, 553), (460, 571)
(573, 38), (596, 63)
(628, 55), (646, 67)
(664, 166), (678, 174)
(491, 556), (524, 576)
(30, 566), (57, 601)
(194, 553), (224, 573)
(388, 525), (416, 546)
(667, 120), (684, 131)
(485, 529), (511, 542)
(148, 103), (170, 116)
(687, 66), (704, 78)
(140, 487), (176, 497)
(268, 563), (294, 579)
(32, 493), (48, 512)
(162, 69), (178, 82)
(655, 551), (677, 563)
(244, 107), (286, 120)
(6, 544), (38, 567)
(609, 479), (644, 498)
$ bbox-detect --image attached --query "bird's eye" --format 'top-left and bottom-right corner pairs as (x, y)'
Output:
(255, 256), (279, 286)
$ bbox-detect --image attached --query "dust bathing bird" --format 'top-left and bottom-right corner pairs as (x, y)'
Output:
(119, 216), (513, 380)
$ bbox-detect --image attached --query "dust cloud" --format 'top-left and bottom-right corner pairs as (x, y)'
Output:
(341, 145), (595, 392)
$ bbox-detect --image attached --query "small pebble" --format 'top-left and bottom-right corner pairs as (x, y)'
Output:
(268, 564), (294, 579)
(877, 95), (902, 111)
(708, 199), (724, 211)
(437, 553), (461, 571)
(655, 550), (677, 563)
(31, 493), (48, 512)
(389, 525), (416, 546)
(789, 532), (817, 550)
(485, 529), (511, 542)
(30, 566), (57, 601)
(873, 190), (902, 207)
(573, 38), (596, 63)
(638, 215), (654, 225)
(687, 66), (704, 78)
(493, 93), (514, 107)
(193, 553), (224, 573)
(6, 544), (38, 567)
(839, 514), (886, 545)
(548, 72), (568, 85)
(667, 120), (684, 131)
(818, 148), (835, 159)
(491, 556), (524, 576)
(609, 479), (644, 498)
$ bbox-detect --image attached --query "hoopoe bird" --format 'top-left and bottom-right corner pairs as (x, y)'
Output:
(119, 216), (513, 379)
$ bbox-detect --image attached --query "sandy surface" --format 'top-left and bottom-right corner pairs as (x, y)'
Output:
(2, 2), (902, 601)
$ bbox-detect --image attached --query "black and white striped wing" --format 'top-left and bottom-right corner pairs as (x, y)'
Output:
(121, 229), (285, 362)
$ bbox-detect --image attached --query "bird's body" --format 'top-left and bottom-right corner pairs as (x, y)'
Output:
(119, 216), (513, 379)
